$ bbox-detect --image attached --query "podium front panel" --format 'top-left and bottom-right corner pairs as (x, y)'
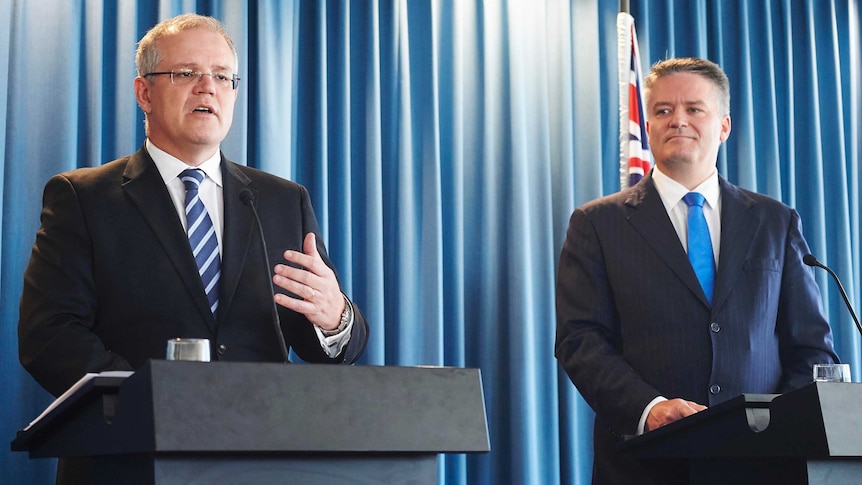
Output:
(14, 361), (490, 458)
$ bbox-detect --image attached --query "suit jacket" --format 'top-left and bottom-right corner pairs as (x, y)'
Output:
(19, 146), (369, 399)
(555, 172), (837, 484)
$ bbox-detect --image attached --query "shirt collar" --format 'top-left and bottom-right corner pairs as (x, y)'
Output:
(146, 139), (223, 187)
(652, 166), (720, 212)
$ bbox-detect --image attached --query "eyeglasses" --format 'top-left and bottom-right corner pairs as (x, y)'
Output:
(143, 69), (241, 90)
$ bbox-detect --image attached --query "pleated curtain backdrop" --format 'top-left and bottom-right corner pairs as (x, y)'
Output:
(1, 1), (860, 484)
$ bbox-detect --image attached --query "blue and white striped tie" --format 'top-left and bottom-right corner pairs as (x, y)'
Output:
(180, 169), (220, 315)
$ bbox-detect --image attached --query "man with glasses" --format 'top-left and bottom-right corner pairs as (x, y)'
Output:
(18, 14), (368, 484)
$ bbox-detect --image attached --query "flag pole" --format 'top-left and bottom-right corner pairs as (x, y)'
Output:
(620, 0), (630, 14)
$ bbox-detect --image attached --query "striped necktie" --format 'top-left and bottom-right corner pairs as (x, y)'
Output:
(683, 192), (715, 304)
(180, 169), (220, 315)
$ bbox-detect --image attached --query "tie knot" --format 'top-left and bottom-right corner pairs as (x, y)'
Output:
(180, 169), (204, 191)
(683, 192), (706, 208)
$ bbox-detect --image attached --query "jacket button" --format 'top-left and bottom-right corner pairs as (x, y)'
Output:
(710, 384), (721, 394)
(710, 322), (720, 332)
(217, 344), (227, 356)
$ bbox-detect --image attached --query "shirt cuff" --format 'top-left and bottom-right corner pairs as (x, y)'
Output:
(637, 396), (667, 435)
(312, 298), (355, 358)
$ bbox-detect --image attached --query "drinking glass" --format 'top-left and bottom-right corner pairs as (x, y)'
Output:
(166, 338), (211, 362)
(812, 363), (851, 383)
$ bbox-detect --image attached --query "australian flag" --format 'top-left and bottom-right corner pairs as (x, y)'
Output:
(617, 13), (651, 189)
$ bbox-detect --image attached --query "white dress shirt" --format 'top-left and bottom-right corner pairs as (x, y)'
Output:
(636, 166), (722, 435)
(145, 140), (350, 358)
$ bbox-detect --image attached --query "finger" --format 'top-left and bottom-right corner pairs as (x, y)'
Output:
(282, 248), (314, 271)
(283, 233), (327, 275)
(272, 281), (336, 329)
(677, 400), (707, 419)
(274, 262), (317, 286)
(303, 232), (319, 258)
(273, 268), (319, 298)
(686, 400), (708, 412)
(274, 291), (316, 313)
(677, 406), (698, 419)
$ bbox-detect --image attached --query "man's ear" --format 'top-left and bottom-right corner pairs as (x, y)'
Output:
(134, 77), (152, 114)
(719, 115), (731, 142)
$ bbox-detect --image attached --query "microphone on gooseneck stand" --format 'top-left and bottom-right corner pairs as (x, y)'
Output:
(240, 188), (290, 363)
(803, 254), (862, 338)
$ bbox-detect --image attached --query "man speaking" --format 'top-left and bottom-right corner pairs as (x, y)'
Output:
(18, 14), (369, 484)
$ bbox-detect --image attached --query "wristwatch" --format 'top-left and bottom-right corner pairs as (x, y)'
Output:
(321, 296), (353, 337)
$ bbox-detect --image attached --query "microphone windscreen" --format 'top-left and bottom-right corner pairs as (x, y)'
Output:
(802, 254), (818, 267)
(239, 188), (254, 206)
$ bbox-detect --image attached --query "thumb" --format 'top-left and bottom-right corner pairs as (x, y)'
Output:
(304, 232), (319, 257)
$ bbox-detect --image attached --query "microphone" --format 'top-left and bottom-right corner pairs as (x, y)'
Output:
(803, 254), (862, 338)
(240, 188), (290, 363)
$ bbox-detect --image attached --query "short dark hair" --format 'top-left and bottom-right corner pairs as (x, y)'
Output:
(644, 57), (730, 116)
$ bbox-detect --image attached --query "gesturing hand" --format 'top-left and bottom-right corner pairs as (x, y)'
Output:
(272, 233), (345, 331)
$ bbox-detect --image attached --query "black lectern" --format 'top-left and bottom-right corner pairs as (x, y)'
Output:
(619, 382), (862, 485)
(12, 361), (489, 485)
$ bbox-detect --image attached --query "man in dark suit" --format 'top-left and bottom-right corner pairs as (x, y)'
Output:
(555, 57), (837, 484)
(18, 14), (368, 483)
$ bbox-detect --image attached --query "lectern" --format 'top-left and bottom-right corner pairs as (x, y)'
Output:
(619, 382), (862, 485)
(12, 361), (490, 485)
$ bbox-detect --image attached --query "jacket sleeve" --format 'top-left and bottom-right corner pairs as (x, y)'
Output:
(775, 209), (839, 391)
(555, 207), (660, 436)
(19, 175), (133, 398)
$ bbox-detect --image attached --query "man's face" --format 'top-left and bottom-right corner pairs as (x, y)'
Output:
(134, 29), (238, 163)
(646, 73), (731, 178)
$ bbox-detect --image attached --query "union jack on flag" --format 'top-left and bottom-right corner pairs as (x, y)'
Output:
(617, 13), (651, 189)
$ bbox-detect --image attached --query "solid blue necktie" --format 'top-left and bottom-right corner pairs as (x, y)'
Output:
(180, 169), (221, 315)
(683, 192), (715, 304)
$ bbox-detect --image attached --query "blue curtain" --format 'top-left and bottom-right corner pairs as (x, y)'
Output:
(1, 1), (859, 484)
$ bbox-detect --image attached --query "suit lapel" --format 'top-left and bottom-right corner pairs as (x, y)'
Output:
(712, 178), (758, 313)
(626, 174), (712, 307)
(122, 147), (217, 331)
(218, 158), (255, 326)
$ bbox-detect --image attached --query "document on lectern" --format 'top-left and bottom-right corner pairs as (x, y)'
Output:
(24, 370), (133, 431)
